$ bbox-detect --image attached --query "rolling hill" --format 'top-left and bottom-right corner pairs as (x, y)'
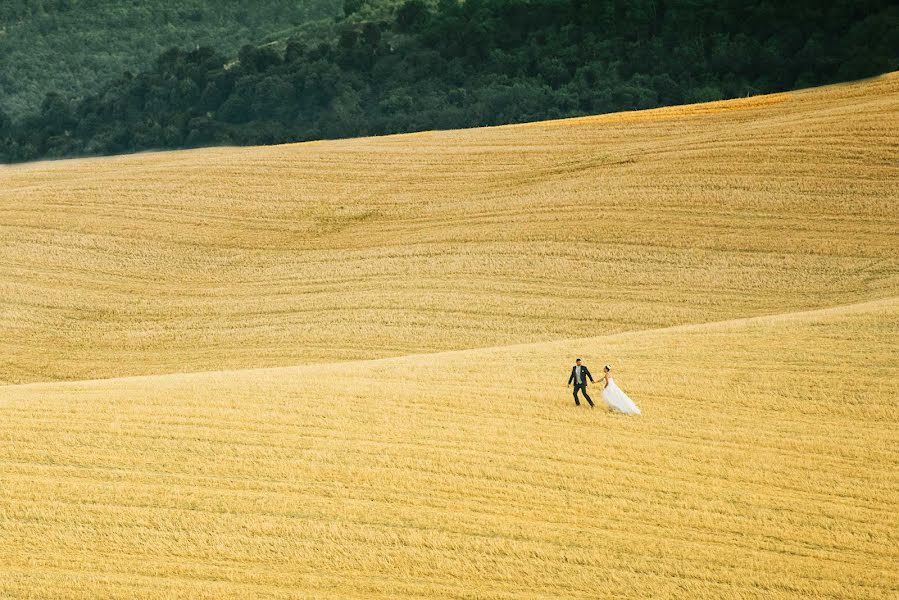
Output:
(1, 73), (897, 384)
(0, 74), (897, 598)
(1, 296), (896, 598)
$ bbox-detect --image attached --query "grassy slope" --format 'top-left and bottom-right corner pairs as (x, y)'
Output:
(0, 0), (339, 118)
(1, 74), (897, 384)
(0, 298), (896, 598)
(0, 75), (897, 598)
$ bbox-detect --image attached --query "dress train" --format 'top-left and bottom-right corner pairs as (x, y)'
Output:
(602, 378), (641, 415)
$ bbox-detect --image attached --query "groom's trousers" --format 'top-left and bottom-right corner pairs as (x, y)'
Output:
(573, 383), (594, 407)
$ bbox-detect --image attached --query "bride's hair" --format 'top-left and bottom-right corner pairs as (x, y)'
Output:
(604, 364), (611, 371)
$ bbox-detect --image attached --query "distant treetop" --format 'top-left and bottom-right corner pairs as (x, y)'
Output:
(1, 0), (897, 163)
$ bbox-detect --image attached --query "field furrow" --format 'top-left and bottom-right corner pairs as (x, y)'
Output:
(1, 74), (897, 384)
(1, 296), (897, 598)
(1, 74), (897, 598)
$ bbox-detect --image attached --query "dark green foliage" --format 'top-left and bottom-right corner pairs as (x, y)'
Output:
(395, 0), (430, 32)
(0, 1), (342, 119)
(3, 0), (897, 163)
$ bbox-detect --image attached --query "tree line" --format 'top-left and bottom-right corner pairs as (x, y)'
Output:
(0, 1), (341, 121)
(1, 0), (896, 163)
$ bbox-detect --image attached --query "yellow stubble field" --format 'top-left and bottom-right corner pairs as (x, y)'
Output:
(0, 73), (897, 598)
(1, 74), (896, 384)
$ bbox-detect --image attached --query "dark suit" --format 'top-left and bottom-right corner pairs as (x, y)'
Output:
(568, 365), (595, 407)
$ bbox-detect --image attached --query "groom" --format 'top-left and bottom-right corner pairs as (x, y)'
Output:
(567, 358), (595, 408)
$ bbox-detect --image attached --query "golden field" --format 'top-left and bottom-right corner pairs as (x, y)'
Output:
(1, 298), (896, 598)
(1, 74), (897, 384)
(0, 73), (898, 598)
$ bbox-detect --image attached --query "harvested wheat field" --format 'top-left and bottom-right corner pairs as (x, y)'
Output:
(2, 75), (898, 384)
(1, 73), (898, 598)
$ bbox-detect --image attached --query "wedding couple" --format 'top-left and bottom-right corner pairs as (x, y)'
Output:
(567, 358), (640, 414)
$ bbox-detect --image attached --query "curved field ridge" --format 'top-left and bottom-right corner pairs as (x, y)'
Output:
(1, 297), (897, 598)
(0, 74), (897, 598)
(1, 74), (898, 384)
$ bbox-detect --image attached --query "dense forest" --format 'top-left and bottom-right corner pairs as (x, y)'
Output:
(1, 0), (897, 163)
(0, 0), (341, 119)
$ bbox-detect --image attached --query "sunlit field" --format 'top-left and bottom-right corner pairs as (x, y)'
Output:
(1, 75), (896, 384)
(0, 73), (897, 598)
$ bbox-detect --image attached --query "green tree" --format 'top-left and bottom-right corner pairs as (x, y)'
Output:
(3, 0), (897, 164)
(0, 109), (10, 137)
(396, 0), (430, 33)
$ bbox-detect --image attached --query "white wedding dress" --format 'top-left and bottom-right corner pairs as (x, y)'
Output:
(602, 378), (641, 415)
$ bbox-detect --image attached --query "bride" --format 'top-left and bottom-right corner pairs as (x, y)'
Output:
(601, 365), (641, 415)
